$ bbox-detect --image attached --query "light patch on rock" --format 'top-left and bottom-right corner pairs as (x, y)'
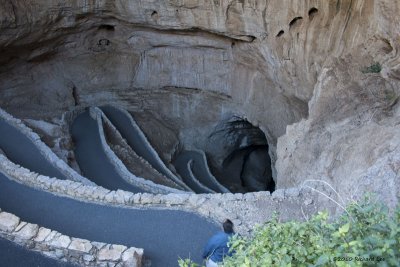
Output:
(15, 223), (39, 240)
(0, 212), (20, 232)
(69, 238), (93, 253)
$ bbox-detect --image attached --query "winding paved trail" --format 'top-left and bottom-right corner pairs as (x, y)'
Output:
(0, 172), (218, 266)
(0, 237), (77, 267)
(173, 157), (213, 194)
(0, 117), (68, 180)
(71, 111), (144, 193)
(174, 151), (229, 193)
(0, 110), (221, 266)
(100, 106), (161, 171)
(100, 106), (189, 190)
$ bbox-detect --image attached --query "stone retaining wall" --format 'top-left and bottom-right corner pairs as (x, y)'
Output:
(95, 108), (186, 194)
(0, 108), (93, 186)
(102, 107), (189, 190)
(186, 159), (215, 193)
(0, 154), (338, 234)
(192, 149), (230, 193)
(101, 110), (184, 191)
(0, 210), (143, 267)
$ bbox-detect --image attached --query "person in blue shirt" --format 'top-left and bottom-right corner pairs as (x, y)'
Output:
(202, 219), (235, 267)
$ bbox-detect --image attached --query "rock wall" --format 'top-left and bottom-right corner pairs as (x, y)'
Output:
(0, 0), (310, 152)
(276, 58), (400, 208)
(0, 0), (399, 205)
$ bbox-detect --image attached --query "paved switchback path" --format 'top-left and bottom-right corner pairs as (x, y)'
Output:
(174, 151), (229, 193)
(0, 117), (68, 180)
(0, 172), (218, 266)
(100, 106), (189, 190)
(0, 237), (77, 267)
(100, 106), (161, 171)
(173, 156), (213, 194)
(71, 111), (144, 193)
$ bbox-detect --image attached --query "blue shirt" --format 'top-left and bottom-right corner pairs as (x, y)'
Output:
(202, 231), (234, 263)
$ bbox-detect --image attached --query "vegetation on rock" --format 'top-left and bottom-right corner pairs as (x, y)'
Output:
(361, 63), (382, 74)
(179, 196), (400, 267)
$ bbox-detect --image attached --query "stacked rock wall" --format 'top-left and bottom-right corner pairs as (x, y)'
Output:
(0, 211), (143, 267)
(0, 154), (338, 235)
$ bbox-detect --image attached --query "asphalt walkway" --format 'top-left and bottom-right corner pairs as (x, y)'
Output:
(100, 106), (187, 190)
(174, 151), (228, 193)
(173, 157), (212, 194)
(0, 118), (68, 180)
(0, 172), (218, 266)
(71, 111), (144, 193)
(0, 111), (219, 266)
(0, 237), (77, 267)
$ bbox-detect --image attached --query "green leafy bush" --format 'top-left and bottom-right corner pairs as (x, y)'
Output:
(361, 63), (382, 73)
(178, 258), (200, 267)
(180, 197), (400, 267)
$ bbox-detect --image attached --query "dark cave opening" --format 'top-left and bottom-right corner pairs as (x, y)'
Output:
(240, 145), (275, 192)
(151, 11), (159, 20)
(98, 24), (115, 31)
(308, 7), (319, 19)
(72, 86), (79, 106)
(289, 16), (303, 28)
(208, 117), (275, 193)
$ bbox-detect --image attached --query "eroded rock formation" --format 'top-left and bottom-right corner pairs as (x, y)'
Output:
(0, 0), (399, 204)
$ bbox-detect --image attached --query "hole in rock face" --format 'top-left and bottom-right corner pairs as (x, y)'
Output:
(207, 117), (275, 193)
(151, 11), (159, 20)
(98, 24), (115, 31)
(380, 38), (394, 54)
(98, 39), (110, 46)
(72, 86), (79, 106)
(308, 8), (318, 19)
(289, 16), (303, 28)
(276, 30), (284, 37)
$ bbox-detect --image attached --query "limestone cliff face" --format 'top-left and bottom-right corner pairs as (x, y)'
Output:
(0, 1), (399, 204)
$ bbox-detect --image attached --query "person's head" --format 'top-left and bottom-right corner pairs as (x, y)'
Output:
(223, 219), (234, 234)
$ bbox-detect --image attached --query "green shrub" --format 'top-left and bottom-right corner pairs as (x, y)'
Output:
(178, 258), (200, 267)
(361, 63), (382, 73)
(180, 197), (400, 267)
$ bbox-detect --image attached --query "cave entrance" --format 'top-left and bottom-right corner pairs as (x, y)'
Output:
(207, 117), (275, 193)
